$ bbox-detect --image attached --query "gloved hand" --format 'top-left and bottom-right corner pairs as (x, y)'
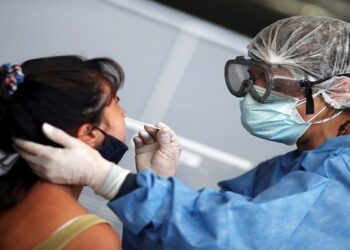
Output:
(133, 122), (181, 177)
(14, 123), (130, 199)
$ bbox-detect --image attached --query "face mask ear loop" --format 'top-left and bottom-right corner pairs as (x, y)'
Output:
(311, 109), (344, 125)
(91, 125), (105, 134)
(296, 89), (330, 123)
(92, 126), (108, 143)
(301, 89), (344, 124)
(306, 105), (327, 122)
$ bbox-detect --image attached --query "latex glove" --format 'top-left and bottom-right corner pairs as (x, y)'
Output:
(14, 123), (130, 199)
(133, 122), (181, 177)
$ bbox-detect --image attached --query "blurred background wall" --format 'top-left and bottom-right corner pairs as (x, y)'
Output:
(0, 0), (347, 234)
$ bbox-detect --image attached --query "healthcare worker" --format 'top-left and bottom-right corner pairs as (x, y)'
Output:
(15, 16), (350, 249)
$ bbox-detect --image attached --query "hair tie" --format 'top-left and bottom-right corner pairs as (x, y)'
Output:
(2, 63), (25, 95)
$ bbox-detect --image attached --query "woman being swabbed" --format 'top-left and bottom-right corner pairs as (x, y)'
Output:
(0, 55), (129, 250)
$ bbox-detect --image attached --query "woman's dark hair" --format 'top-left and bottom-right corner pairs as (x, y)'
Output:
(0, 55), (124, 210)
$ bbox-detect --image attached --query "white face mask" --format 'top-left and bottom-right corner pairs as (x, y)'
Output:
(239, 90), (343, 145)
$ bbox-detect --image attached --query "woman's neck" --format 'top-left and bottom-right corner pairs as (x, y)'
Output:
(36, 180), (84, 199)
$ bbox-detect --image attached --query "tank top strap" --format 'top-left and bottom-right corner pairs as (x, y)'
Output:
(32, 214), (109, 250)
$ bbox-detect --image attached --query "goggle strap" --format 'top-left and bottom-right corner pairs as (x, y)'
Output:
(305, 85), (314, 114)
(301, 74), (350, 115)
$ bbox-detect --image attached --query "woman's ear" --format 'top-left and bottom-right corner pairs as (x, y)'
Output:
(76, 124), (104, 148)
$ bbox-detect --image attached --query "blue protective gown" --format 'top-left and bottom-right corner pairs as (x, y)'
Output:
(108, 135), (350, 249)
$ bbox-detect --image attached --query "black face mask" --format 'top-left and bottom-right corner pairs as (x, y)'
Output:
(96, 128), (128, 164)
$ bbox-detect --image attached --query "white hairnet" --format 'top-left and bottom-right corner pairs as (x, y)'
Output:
(248, 16), (350, 109)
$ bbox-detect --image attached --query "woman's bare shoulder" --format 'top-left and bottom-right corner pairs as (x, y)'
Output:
(0, 182), (93, 249)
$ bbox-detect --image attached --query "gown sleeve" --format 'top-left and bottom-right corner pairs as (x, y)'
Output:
(108, 165), (328, 250)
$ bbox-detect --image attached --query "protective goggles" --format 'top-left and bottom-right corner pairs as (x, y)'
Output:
(224, 56), (350, 114)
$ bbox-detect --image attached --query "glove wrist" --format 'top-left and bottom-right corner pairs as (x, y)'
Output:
(94, 163), (131, 199)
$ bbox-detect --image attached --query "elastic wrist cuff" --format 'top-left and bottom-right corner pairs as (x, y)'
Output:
(96, 163), (131, 199)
